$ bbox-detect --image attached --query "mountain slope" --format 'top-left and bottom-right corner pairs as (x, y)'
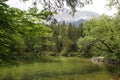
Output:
(71, 19), (86, 27)
(53, 9), (100, 26)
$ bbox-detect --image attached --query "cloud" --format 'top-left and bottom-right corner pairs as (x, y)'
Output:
(80, 0), (117, 15)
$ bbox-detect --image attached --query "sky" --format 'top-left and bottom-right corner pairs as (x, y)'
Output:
(80, 0), (117, 16)
(6, 0), (117, 16)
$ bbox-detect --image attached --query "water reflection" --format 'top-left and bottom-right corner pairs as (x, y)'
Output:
(2, 72), (14, 80)
(104, 64), (120, 79)
(0, 58), (120, 80)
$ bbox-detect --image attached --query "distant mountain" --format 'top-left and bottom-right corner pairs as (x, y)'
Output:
(53, 9), (100, 26)
(71, 19), (86, 27)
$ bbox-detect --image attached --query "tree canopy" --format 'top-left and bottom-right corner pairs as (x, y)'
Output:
(0, 0), (120, 65)
(77, 15), (120, 61)
(0, 1), (52, 64)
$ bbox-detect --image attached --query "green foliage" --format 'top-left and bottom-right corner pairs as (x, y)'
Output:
(0, 3), (24, 61)
(49, 23), (83, 56)
(0, 2), (52, 63)
(77, 15), (120, 61)
(1, 0), (120, 65)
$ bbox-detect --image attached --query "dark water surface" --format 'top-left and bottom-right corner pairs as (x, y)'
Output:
(0, 57), (119, 80)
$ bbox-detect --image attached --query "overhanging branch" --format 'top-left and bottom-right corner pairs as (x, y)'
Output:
(96, 39), (114, 53)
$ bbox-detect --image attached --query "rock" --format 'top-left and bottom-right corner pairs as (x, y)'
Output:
(91, 56), (104, 63)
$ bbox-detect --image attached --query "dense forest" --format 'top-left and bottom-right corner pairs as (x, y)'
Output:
(0, 0), (120, 66)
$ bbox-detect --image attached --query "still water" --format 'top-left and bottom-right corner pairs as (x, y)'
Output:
(0, 57), (119, 80)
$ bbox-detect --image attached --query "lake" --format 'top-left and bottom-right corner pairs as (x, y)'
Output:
(0, 57), (119, 80)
